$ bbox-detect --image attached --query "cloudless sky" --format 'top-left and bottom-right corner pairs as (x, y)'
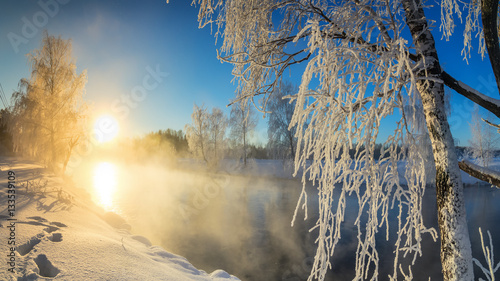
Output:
(0, 0), (498, 145)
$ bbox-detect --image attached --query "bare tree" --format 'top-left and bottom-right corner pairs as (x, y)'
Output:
(186, 104), (228, 166)
(467, 105), (498, 168)
(229, 101), (257, 166)
(186, 103), (209, 163)
(267, 81), (297, 159)
(208, 107), (228, 164)
(193, 0), (500, 280)
(7, 31), (87, 174)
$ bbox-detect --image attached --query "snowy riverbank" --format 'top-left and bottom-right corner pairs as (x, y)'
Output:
(0, 157), (240, 280)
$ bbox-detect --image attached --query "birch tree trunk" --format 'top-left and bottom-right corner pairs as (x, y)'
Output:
(403, 0), (473, 279)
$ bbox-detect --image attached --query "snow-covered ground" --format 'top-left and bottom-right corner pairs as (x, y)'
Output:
(0, 157), (240, 281)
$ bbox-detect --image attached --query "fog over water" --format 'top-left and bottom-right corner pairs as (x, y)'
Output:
(72, 158), (500, 281)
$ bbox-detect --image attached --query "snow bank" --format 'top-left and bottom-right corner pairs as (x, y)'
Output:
(0, 157), (240, 281)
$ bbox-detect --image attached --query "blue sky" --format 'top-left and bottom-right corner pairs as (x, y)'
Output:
(0, 0), (497, 145)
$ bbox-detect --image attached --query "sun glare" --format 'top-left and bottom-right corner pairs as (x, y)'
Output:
(94, 115), (119, 143)
(93, 162), (117, 211)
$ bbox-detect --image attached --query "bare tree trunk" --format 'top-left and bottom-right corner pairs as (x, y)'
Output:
(403, 0), (473, 280)
(50, 128), (57, 172)
(243, 124), (247, 166)
(481, 0), (500, 95)
(214, 136), (217, 161)
(62, 136), (79, 175)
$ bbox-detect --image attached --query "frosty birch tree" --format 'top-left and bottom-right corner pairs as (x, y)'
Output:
(229, 101), (257, 166)
(186, 104), (228, 166)
(267, 81), (297, 159)
(186, 103), (210, 163)
(192, 0), (500, 280)
(208, 107), (228, 163)
(7, 31), (87, 174)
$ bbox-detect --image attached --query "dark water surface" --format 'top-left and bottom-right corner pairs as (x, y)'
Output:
(74, 161), (500, 280)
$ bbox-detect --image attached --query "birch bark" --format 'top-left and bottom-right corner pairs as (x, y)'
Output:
(403, 0), (473, 279)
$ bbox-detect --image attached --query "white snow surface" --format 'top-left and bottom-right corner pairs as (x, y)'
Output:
(0, 157), (240, 281)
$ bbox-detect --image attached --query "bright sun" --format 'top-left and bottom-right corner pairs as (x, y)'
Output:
(94, 115), (119, 143)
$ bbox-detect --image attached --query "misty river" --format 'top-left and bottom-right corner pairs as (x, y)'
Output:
(73, 160), (500, 281)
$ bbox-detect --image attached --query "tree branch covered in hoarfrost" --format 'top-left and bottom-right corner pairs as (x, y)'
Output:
(441, 71), (500, 118)
(192, 0), (498, 280)
(473, 228), (500, 281)
(458, 160), (500, 188)
(194, 1), (439, 280)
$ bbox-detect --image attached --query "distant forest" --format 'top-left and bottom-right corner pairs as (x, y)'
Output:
(0, 123), (499, 161)
(0, 115), (499, 162)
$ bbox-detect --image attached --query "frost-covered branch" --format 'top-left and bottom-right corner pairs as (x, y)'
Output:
(458, 160), (500, 188)
(483, 118), (500, 133)
(472, 228), (500, 281)
(441, 71), (500, 118)
(194, 0), (486, 280)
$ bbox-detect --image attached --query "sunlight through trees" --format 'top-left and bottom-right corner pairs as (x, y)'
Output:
(5, 31), (87, 174)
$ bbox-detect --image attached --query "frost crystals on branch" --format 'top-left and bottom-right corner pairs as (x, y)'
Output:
(192, 0), (499, 279)
(196, 0), (438, 279)
(473, 228), (500, 281)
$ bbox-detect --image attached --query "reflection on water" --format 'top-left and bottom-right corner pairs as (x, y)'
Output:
(75, 161), (500, 281)
(93, 162), (117, 211)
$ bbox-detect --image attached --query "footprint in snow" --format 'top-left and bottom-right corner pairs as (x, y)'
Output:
(48, 233), (63, 242)
(34, 254), (60, 278)
(17, 231), (63, 257)
(44, 225), (59, 233)
(17, 234), (44, 256)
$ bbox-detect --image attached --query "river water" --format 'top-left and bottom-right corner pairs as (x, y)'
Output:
(73, 160), (500, 280)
